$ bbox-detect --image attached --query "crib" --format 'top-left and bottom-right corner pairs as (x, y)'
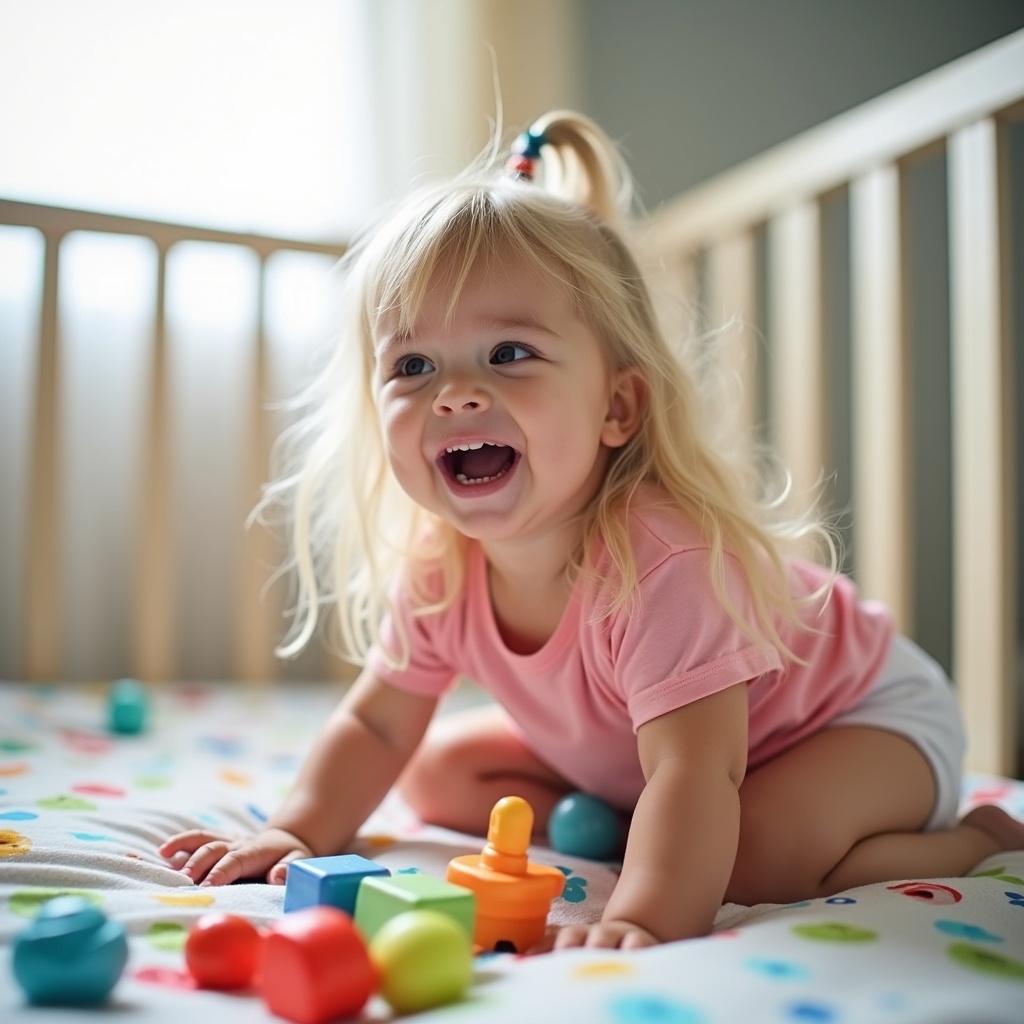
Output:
(1, 29), (1023, 1024)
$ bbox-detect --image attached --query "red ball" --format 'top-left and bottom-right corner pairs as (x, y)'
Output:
(184, 913), (261, 989)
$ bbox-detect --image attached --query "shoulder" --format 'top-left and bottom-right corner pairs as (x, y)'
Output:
(580, 486), (718, 624)
(618, 487), (710, 577)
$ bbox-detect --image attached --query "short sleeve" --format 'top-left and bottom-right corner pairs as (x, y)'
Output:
(609, 548), (782, 730)
(365, 582), (461, 698)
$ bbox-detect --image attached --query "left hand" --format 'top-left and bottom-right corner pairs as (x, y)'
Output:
(542, 919), (661, 952)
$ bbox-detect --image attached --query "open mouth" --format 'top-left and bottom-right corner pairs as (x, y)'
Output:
(440, 441), (518, 486)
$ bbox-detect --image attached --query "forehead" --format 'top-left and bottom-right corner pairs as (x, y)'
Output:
(375, 245), (578, 343)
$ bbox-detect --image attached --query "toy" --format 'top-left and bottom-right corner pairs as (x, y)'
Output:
(108, 677), (148, 734)
(548, 790), (621, 860)
(12, 895), (128, 1006)
(446, 795), (565, 953)
(260, 906), (377, 1024)
(369, 909), (473, 1014)
(184, 912), (261, 989)
(283, 853), (390, 914)
(354, 872), (475, 941)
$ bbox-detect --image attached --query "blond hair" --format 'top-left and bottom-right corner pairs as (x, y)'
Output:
(262, 110), (838, 667)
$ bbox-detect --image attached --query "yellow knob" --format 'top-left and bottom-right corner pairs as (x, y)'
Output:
(482, 796), (532, 874)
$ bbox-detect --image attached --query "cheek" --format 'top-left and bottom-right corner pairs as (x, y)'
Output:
(379, 401), (426, 470)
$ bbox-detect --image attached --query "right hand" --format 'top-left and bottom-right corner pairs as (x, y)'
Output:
(158, 826), (314, 886)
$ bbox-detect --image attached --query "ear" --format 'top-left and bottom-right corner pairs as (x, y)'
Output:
(601, 367), (645, 448)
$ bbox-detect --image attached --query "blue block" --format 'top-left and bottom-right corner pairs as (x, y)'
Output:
(283, 854), (390, 914)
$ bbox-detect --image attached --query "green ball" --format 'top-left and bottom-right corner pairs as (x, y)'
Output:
(369, 909), (473, 1013)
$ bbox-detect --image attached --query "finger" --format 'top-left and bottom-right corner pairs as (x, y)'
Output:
(584, 926), (626, 949)
(619, 929), (658, 950)
(267, 849), (307, 886)
(198, 847), (251, 887)
(552, 925), (590, 950)
(181, 841), (234, 884)
(202, 843), (295, 887)
(159, 830), (228, 857)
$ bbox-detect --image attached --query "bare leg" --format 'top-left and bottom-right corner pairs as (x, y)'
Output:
(726, 725), (1024, 906)
(399, 704), (573, 835)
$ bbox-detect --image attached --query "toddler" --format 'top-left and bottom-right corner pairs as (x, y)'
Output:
(161, 111), (1024, 949)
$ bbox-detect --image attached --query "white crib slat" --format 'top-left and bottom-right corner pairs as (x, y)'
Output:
(134, 246), (176, 682)
(25, 232), (62, 680)
(850, 164), (911, 631)
(707, 231), (760, 443)
(232, 259), (278, 682)
(947, 118), (1016, 776)
(768, 202), (825, 521)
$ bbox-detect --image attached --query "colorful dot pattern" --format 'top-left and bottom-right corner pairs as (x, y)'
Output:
(1, 681), (1023, 1023)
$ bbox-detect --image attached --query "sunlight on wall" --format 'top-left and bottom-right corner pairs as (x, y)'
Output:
(0, 0), (372, 240)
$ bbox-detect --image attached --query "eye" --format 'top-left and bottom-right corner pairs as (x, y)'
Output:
(491, 342), (533, 365)
(397, 354), (434, 377)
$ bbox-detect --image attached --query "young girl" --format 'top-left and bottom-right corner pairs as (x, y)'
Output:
(161, 110), (1024, 950)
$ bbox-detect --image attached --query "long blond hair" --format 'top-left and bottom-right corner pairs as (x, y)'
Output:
(261, 110), (838, 667)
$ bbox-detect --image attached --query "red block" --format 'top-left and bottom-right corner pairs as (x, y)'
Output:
(259, 907), (377, 1024)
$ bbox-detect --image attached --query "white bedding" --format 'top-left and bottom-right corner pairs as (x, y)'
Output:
(2, 680), (1023, 1022)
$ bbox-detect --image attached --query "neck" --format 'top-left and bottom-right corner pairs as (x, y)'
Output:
(480, 523), (580, 595)
(479, 526), (583, 655)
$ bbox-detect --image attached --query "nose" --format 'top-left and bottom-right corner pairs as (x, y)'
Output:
(432, 375), (491, 416)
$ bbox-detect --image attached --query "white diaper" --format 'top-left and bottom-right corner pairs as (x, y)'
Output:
(827, 634), (965, 829)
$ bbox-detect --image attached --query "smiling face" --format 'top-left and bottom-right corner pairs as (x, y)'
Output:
(372, 249), (638, 554)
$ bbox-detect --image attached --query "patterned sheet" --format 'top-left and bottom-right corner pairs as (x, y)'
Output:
(1, 680), (1023, 1023)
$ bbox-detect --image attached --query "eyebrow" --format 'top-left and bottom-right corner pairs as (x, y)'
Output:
(376, 315), (558, 356)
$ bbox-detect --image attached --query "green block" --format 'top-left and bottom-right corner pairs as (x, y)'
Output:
(354, 874), (475, 941)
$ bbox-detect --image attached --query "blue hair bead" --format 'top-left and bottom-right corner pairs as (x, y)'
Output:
(512, 126), (546, 160)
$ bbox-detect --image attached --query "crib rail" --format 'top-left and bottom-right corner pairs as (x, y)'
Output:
(0, 199), (345, 684)
(2, 31), (1020, 777)
(644, 30), (1023, 775)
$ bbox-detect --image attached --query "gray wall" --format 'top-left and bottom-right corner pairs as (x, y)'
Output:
(579, 0), (1024, 205)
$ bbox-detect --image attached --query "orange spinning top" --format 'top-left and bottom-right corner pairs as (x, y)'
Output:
(446, 796), (565, 953)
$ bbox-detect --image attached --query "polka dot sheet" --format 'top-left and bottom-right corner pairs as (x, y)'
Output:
(1, 680), (1022, 1023)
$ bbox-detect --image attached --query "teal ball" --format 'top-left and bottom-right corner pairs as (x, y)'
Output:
(13, 896), (128, 1006)
(548, 792), (621, 860)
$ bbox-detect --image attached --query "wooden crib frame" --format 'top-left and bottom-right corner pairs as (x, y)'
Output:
(644, 29), (1023, 776)
(1, 30), (1021, 776)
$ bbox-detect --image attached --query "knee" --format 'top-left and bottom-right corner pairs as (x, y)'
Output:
(397, 730), (465, 825)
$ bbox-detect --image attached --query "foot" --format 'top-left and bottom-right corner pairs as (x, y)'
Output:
(962, 804), (1024, 852)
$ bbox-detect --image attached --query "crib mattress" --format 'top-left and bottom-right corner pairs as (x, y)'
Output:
(1, 680), (1022, 1023)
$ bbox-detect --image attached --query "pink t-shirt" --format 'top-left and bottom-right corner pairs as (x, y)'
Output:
(366, 499), (893, 810)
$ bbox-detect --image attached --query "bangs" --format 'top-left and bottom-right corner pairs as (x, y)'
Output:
(363, 182), (590, 339)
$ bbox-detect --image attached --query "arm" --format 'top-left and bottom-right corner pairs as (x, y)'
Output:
(159, 668), (439, 885)
(554, 681), (748, 949)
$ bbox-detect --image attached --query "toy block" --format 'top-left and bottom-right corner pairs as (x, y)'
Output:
(12, 896), (128, 1006)
(447, 795), (565, 953)
(283, 853), (390, 914)
(354, 872), (476, 941)
(260, 906), (377, 1024)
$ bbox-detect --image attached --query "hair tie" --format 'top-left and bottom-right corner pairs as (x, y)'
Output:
(506, 125), (546, 181)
